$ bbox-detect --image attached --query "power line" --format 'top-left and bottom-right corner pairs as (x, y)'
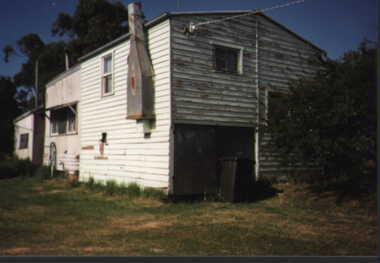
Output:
(188, 0), (305, 33)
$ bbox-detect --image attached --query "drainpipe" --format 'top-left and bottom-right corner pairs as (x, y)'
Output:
(65, 52), (70, 71)
(254, 15), (260, 181)
(34, 59), (39, 108)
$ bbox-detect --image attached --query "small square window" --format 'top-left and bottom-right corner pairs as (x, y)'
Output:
(214, 45), (242, 74)
(19, 133), (29, 149)
(102, 54), (113, 96)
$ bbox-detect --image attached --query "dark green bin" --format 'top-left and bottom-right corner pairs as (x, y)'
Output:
(219, 157), (254, 202)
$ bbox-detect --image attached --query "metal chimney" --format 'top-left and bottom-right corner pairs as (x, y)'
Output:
(126, 2), (155, 120)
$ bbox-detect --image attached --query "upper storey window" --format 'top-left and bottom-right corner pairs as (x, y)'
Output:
(102, 54), (113, 96)
(214, 44), (243, 74)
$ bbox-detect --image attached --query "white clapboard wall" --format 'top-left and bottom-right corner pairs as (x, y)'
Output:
(79, 19), (171, 189)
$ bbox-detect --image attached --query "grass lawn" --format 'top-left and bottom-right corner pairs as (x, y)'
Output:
(0, 176), (377, 256)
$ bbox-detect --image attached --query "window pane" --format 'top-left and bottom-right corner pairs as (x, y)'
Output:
(51, 108), (70, 135)
(104, 56), (112, 73)
(19, 134), (28, 149)
(67, 106), (76, 132)
(103, 75), (112, 94)
(52, 120), (57, 134)
(214, 45), (239, 73)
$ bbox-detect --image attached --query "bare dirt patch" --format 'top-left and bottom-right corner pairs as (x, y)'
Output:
(46, 189), (66, 194)
(108, 215), (175, 232)
(2, 247), (31, 255)
(135, 198), (165, 208)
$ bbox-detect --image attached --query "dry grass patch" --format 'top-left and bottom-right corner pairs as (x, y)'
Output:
(108, 215), (176, 232)
(0, 177), (377, 256)
(1, 247), (32, 255)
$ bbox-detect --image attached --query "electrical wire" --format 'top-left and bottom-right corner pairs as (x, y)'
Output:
(189, 0), (305, 31)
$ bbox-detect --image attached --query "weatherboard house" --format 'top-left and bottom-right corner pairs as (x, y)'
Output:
(14, 3), (323, 195)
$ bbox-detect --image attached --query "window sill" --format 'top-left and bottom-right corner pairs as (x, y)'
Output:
(50, 132), (78, 137)
(211, 69), (243, 76)
(101, 91), (115, 98)
(94, 156), (108, 160)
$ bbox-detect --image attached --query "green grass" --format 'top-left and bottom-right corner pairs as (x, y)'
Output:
(0, 176), (377, 256)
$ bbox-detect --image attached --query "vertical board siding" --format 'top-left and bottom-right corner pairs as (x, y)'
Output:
(171, 15), (258, 127)
(257, 16), (322, 178)
(79, 20), (171, 189)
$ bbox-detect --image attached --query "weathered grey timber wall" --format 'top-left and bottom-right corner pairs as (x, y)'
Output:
(170, 13), (323, 179)
(170, 14), (259, 127)
(256, 15), (322, 178)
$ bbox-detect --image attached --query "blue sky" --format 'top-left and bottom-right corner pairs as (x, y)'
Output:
(0, 0), (377, 77)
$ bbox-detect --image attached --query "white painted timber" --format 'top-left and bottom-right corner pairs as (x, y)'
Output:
(79, 19), (171, 189)
(43, 68), (81, 172)
(14, 113), (34, 160)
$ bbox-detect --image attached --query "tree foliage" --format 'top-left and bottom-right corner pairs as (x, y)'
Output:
(52, 0), (129, 61)
(3, 0), (128, 113)
(268, 40), (376, 190)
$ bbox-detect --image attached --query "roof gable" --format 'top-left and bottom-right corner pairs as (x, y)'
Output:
(77, 10), (324, 63)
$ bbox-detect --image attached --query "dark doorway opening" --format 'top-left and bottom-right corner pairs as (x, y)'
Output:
(172, 124), (255, 198)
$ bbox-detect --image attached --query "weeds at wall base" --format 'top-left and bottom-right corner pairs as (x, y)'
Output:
(79, 177), (166, 200)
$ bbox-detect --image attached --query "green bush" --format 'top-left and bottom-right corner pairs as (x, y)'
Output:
(141, 187), (166, 200)
(0, 160), (18, 179)
(86, 177), (95, 187)
(34, 165), (52, 179)
(0, 158), (39, 179)
(15, 158), (38, 177)
(82, 178), (165, 200)
(105, 180), (118, 195)
(125, 182), (141, 198)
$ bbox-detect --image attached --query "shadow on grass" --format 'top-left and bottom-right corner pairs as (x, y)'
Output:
(307, 175), (377, 205)
(167, 180), (282, 204)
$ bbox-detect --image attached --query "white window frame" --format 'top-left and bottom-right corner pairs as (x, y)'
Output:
(66, 105), (77, 135)
(210, 41), (244, 75)
(101, 52), (114, 97)
(50, 104), (77, 136)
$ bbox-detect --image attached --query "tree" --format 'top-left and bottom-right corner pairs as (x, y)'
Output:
(267, 40), (376, 191)
(52, 0), (129, 62)
(5, 35), (67, 112)
(0, 77), (20, 157)
(3, 0), (129, 113)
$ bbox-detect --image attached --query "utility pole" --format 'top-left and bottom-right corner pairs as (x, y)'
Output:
(34, 59), (39, 109)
